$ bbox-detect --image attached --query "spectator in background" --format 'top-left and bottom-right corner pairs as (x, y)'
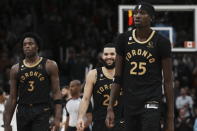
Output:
(191, 67), (197, 103)
(0, 88), (6, 130)
(2, 66), (11, 94)
(174, 79), (181, 100)
(64, 47), (90, 83)
(175, 108), (193, 131)
(176, 60), (191, 87)
(193, 106), (197, 131)
(0, 52), (11, 77)
(176, 88), (194, 118)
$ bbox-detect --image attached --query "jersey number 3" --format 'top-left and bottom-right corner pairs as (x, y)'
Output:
(130, 62), (146, 75)
(28, 81), (35, 92)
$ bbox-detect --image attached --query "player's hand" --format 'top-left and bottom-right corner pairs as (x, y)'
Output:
(51, 119), (60, 131)
(59, 122), (65, 128)
(76, 118), (85, 131)
(164, 117), (174, 131)
(105, 107), (115, 128)
(3, 125), (12, 131)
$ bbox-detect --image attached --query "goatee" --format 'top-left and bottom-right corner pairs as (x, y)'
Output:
(103, 62), (115, 69)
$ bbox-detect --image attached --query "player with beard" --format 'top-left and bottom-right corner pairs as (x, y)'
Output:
(3, 32), (62, 131)
(77, 43), (123, 131)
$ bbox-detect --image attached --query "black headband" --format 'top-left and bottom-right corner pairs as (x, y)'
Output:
(134, 2), (155, 18)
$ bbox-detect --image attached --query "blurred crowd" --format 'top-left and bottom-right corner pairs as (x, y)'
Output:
(0, 0), (197, 131)
(172, 54), (197, 131)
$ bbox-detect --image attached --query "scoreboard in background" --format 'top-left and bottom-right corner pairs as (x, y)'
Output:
(118, 5), (197, 52)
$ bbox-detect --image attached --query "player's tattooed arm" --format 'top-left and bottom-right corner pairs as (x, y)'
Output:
(3, 64), (19, 129)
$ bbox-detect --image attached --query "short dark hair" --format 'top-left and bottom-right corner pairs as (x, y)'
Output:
(19, 32), (43, 51)
(103, 43), (116, 49)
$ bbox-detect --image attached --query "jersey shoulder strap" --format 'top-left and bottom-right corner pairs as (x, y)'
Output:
(18, 59), (24, 71)
(96, 67), (102, 81)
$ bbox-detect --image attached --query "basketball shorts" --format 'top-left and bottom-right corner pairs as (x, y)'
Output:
(16, 104), (50, 131)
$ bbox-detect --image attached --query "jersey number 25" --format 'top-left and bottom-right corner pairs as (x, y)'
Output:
(130, 62), (146, 75)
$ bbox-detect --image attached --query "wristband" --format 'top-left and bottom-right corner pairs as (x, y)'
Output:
(1, 124), (12, 128)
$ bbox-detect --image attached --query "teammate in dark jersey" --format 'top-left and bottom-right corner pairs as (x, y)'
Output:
(106, 2), (174, 131)
(3, 32), (62, 131)
(77, 43), (123, 131)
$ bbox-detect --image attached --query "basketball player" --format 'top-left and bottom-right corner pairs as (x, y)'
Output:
(63, 80), (92, 131)
(77, 43), (123, 131)
(3, 32), (62, 131)
(106, 2), (174, 131)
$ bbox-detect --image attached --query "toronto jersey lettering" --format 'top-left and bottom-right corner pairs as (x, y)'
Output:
(17, 57), (51, 104)
(92, 67), (123, 121)
(116, 29), (171, 115)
